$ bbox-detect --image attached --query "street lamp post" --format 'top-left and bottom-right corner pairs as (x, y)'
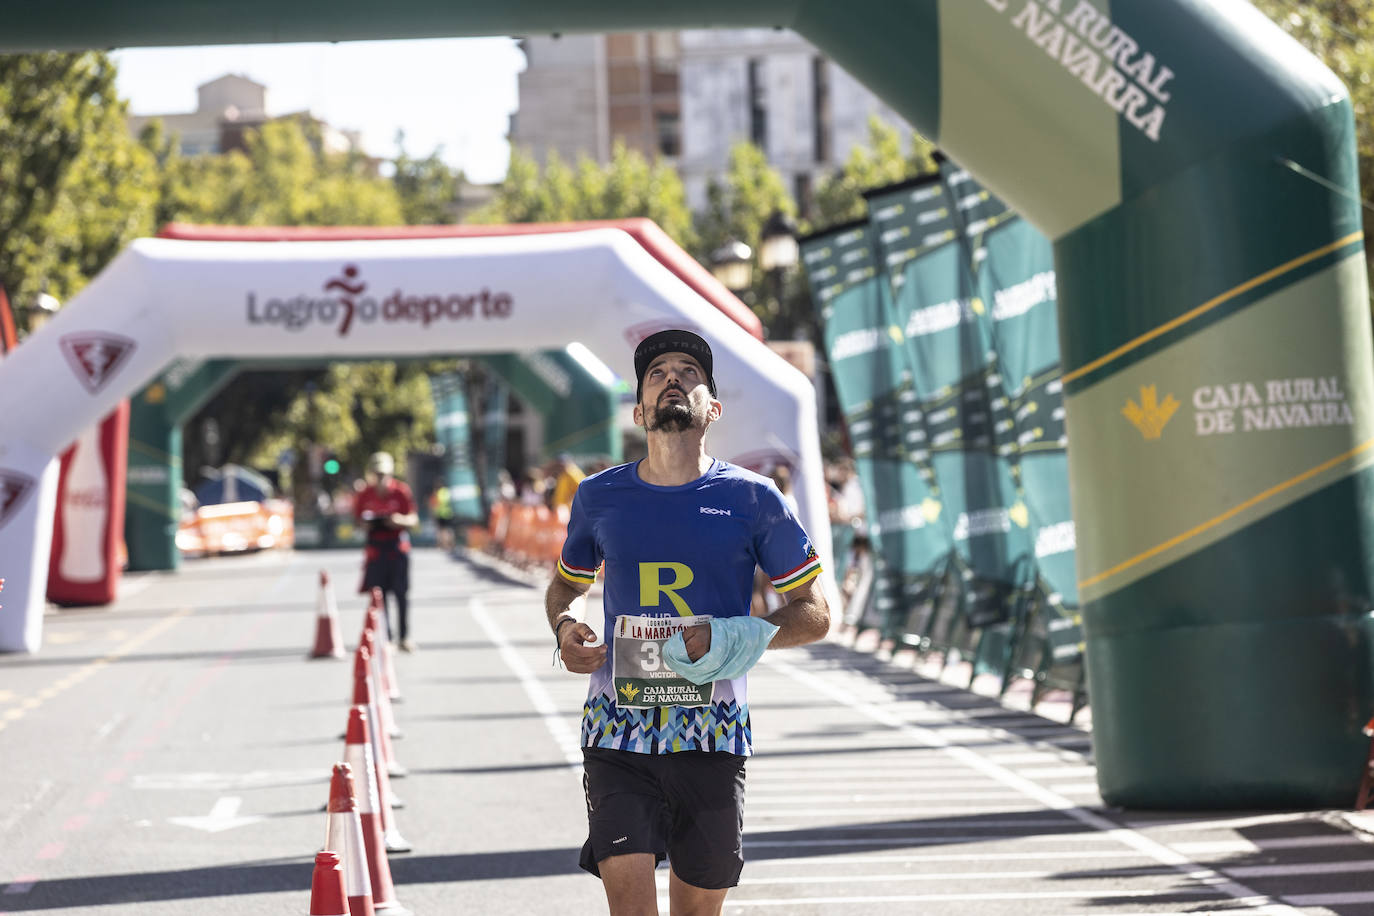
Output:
(26, 290), (61, 337)
(708, 238), (754, 296)
(759, 210), (800, 336)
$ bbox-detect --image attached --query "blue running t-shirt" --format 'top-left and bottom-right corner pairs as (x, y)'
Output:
(558, 458), (822, 755)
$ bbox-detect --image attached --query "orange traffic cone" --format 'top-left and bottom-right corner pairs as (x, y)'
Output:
(309, 851), (349, 916)
(368, 586), (387, 642)
(362, 624), (406, 751)
(311, 571), (345, 660)
(374, 608), (404, 704)
(342, 706), (405, 912)
(323, 763), (375, 916)
(354, 646), (412, 854)
(1356, 716), (1374, 811)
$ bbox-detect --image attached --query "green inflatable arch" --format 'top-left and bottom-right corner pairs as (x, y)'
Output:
(7, 0), (1371, 807)
(126, 352), (619, 570)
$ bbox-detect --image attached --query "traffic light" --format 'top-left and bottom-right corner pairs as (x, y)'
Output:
(322, 457), (341, 476)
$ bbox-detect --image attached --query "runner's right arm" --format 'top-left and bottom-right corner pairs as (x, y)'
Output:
(546, 575), (605, 673)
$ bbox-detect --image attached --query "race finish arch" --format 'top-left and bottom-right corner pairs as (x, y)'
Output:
(2, 0), (1371, 808)
(0, 224), (822, 641)
(122, 220), (752, 571)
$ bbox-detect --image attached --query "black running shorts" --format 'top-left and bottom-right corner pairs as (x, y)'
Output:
(579, 747), (746, 890)
(361, 541), (409, 595)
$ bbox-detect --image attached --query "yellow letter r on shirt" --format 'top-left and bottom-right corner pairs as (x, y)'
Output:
(639, 562), (694, 616)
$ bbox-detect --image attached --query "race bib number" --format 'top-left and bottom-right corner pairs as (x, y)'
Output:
(612, 614), (713, 709)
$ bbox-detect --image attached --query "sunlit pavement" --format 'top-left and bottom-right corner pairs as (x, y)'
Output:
(0, 547), (1371, 915)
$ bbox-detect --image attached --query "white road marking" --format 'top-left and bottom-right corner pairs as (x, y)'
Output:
(1016, 766), (1098, 778)
(745, 817), (1102, 832)
(1286, 891), (1374, 906)
(133, 769), (327, 790)
(1124, 812), (1314, 831)
(94, 711), (128, 741)
(746, 791), (1026, 802)
(760, 655), (1305, 916)
(470, 598), (582, 770)
(709, 888), (1233, 905)
(742, 849), (1152, 864)
(1227, 860), (1374, 878)
(1172, 835), (1363, 854)
(167, 796), (265, 833)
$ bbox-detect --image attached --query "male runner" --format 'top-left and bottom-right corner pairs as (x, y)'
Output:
(545, 328), (830, 915)
(354, 451), (419, 651)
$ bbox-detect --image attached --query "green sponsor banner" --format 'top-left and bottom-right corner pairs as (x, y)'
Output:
(800, 221), (949, 636)
(867, 170), (1029, 626)
(480, 374), (508, 506)
(977, 209), (1077, 611)
(431, 371), (483, 521)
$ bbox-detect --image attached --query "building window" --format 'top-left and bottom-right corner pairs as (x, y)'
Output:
(812, 56), (832, 164)
(793, 173), (814, 221)
(656, 113), (681, 157)
(748, 58), (768, 151)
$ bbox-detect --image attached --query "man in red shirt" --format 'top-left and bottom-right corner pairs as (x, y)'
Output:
(354, 451), (419, 651)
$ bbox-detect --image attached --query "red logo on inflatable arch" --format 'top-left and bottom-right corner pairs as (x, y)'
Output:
(246, 264), (514, 337)
(0, 469), (36, 530)
(60, 332), (137, 394)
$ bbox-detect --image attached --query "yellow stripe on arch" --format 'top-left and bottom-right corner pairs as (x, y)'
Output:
(1078, 436), (1374, 592)
(1063, 232), (1364, 386)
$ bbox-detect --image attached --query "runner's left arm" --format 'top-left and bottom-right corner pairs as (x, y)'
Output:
(760, 576), (829, 649)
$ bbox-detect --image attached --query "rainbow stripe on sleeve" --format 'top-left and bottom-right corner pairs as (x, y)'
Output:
(770, 556), (822, 592)
(558, 558), (598, 585)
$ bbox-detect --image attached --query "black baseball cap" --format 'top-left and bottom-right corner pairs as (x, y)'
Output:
(633, 329), (716, 400)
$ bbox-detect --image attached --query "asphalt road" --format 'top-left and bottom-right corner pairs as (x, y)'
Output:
(1, 547), (1371, 915)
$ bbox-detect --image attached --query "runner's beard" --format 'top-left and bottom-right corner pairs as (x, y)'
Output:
(648, 397), (700, 432)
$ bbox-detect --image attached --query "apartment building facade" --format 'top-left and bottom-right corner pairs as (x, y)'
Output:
(511, 29), (912, 217)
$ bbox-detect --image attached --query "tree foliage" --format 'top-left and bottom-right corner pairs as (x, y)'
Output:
(146, 118), (403, 227)
(1249, 0), (1374, 240)
(694, 142), (794, 265)
(811, 117), (937, 231)
(393, 132), (464, 225)
(139, 119), (430, 489)
(0, 52), (158, 331)
(692, 142), (801, 334)
(473, 142), (696, 249)
(235, 362), (441, 499)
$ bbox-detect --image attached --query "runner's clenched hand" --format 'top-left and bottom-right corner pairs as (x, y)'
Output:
(560, 622), (606, 673)
(681, 622), (712, 662)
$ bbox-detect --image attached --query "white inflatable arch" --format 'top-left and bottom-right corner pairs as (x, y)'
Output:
(0, 227), (827, 652)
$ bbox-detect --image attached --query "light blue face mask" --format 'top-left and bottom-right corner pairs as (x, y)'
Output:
(662, 616), (779, 684)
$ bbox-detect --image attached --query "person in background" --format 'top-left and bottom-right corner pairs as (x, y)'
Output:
(354, 451), (420, 652)
(497, 468), (518, 503)
(548, 452), (585, 512)
(430, 482), (455, 552)
(520, 468), (546, 506)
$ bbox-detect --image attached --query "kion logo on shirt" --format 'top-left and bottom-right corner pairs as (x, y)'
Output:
(60, 333), (137, 394)
(699, 506), (731, 516)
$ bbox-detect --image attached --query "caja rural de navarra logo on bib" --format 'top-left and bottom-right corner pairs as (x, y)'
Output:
(246, 264), (514, 337)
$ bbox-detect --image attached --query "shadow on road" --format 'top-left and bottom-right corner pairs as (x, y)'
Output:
(0, 847), (584, 910)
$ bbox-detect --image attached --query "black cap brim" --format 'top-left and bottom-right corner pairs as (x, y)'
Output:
(634, 329), (716, 398)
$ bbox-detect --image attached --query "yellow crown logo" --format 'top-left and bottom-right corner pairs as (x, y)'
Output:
(1008, 501), (1029, 529)
(1122, 384), (1180, 440)
(921, 498), (942, 523)
(618, 683), (641, 704)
